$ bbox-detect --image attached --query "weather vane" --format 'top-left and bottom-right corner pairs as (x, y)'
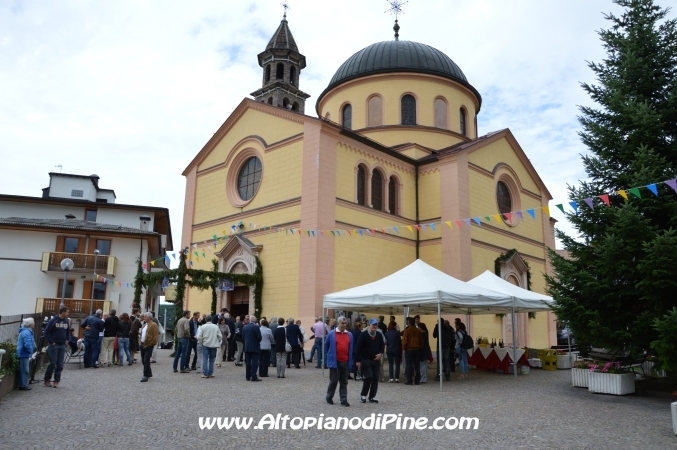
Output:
(385, 0), (408, 41)
(281, 0), (290, 19)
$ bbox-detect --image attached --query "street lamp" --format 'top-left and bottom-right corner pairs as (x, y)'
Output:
(59, 258), (74, 309)
(91, 249), (100, 316)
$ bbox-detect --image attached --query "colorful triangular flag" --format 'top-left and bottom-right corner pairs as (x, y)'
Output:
(646, 184), (658, 197)
(526, 209), (535, 219)
(665, 179), (677, 194)
(617, 190), (628, 200)
(599, 194), (610, 206)
(584, 198), (594, 211)
(555, 204), (565, 214)
(568, 201), (578, 214)
(628, 187), (642, 199)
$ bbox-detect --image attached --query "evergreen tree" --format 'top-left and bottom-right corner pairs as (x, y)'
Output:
(546, 0), (677, 358)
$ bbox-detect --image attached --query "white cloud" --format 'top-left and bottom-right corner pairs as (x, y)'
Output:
(1, 0), (658, 248)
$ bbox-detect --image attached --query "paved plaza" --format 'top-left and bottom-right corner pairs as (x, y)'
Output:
(0, 350), (674, 449)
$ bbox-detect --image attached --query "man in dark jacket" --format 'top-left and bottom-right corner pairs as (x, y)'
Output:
(101, 309), (119, 367)
(189, 312), (200, 370)
(81, 310), (105, 368)
(44, 306), (70, 387)
(356, 318), (385, 403)
(272, 318), (286, 378)
(285, 318), (302, 369)
(225, 314), (236, 361)
(242, 316), (262, 381)
(433, 318), (455, 381)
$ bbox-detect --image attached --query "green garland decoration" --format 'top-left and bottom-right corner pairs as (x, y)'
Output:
(140, 248), (263, 321)
(210, 259), (218, 316)
(132, 259), (143, 310)
(494, 249), (536, 319)
(254, 256), (263, 316)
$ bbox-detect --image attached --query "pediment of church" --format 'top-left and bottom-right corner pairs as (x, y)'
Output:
(215, 234), (262, 275)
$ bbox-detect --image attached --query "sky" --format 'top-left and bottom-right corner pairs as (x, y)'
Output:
(2, 0), (669, 251)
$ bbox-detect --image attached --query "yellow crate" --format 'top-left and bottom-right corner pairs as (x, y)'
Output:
(542, 355), (557, 371)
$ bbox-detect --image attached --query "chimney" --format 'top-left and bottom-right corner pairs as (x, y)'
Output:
(139, 215), (151, 231)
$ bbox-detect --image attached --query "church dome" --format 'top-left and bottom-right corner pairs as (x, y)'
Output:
(318, 40), (481, 107)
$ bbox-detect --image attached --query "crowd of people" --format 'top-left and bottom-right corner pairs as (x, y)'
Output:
(15, 306), (472, 401)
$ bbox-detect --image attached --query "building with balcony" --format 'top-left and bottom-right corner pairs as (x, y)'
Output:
(0, 172), (173, 335)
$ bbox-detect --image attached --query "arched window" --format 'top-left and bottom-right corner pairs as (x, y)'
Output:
(267, 97), (273, 105)
(265, 65), (271, 82)
(460, 108), (467, 136)
(292, 102), (299, 112)
(497, 181), (512, 221)
(276, 63), (284, 80)
(371, 170), (383, 211)
(290, 66), (296, 85)
(388, 176), (398, 215)
(401, 95), (416, 125)
(283, 98), (290, 109)
(342, 104), (352, 129)
(357, 165), (367, 206)
(367, 96), (382, 126)
(434, 98), (447, 129)
(237, 157), (263, 201)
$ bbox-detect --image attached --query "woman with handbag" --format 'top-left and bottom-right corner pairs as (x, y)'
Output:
(273, 318), (287, 378)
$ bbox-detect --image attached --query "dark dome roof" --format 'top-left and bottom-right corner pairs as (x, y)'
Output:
(317, 40), (481, 110)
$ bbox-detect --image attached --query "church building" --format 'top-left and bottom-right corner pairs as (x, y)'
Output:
(181, 14), (557, 348)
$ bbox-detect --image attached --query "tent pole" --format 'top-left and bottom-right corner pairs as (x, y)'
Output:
(438, 299), (443, 392)
(511, 305), (517, 378)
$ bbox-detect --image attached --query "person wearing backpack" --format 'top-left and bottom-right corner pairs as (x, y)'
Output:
(455, 321), (470, 379)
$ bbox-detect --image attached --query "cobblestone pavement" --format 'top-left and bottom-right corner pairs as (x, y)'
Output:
(0, 350), (673, 449)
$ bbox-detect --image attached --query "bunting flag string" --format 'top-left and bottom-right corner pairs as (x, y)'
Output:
(169, 177), (677, 255)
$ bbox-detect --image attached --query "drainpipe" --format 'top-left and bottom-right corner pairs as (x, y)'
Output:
(415, 164), (420, 259)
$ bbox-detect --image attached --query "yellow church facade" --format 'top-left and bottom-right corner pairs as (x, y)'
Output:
(180, 16), (558, 348)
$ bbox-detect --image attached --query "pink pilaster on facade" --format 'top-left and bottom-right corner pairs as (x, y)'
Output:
(181, 166), (197, 251)
(439, 154), (472, 281)
(297, 121), (337, 326)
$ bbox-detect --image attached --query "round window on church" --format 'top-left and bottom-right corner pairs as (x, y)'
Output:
(497, 181), (512, 217)
(237, 157), (262, 201)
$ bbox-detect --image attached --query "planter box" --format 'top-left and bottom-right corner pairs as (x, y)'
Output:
(0, 372), (19, 399)
(571, 368), (589, 388)
(557, 354), (572, 369)
(588, 372), (635, 395)
(642, 361), (667, 378)
(672, 402), (677, 436)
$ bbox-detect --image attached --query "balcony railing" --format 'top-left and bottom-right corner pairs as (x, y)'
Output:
(41, 252), (116, 276)
(36, 298), (111, 316)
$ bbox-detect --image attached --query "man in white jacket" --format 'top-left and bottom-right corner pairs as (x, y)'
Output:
(197, 315), (222, 378)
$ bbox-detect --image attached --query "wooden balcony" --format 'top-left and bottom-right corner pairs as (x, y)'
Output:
(36, 298), (111, 317)
(41, 252), (116, 276)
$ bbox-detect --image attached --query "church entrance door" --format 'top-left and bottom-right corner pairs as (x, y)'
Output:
(230, 286), (249, 319)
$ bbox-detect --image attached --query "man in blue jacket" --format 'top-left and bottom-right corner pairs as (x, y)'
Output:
(242, 315), (262, 382)
(324, 316), (353, 407)
(81, 309), (104, 368)
(43, 306), (70, 387)
(16, 318), (35, 391)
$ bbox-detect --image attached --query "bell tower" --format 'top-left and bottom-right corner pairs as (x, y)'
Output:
(250, 9), (310, 113)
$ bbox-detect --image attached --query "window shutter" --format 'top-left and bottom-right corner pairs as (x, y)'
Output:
(82, 281), (93, 299)
(87, 238), (96, 254)
(77, 238), (86, 254)
(56, 236), (65, 252)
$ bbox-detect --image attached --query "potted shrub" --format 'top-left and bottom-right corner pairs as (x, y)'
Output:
(588, 361), (635, 395)
(571, 360), (590, 387)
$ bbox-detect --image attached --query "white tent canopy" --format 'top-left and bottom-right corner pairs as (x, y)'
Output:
(322, 260), (555, 387)
(467, 270), (554, 312)
(323, 259), (515, 315)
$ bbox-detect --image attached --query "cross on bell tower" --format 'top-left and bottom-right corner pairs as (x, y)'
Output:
(250, 4), (310, 113)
